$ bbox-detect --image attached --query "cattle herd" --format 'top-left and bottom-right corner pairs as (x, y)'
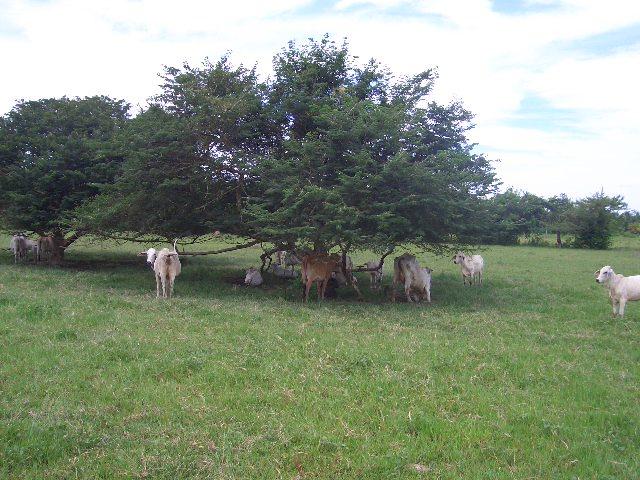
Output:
(9, 234), (54, 264)
(8, 233), (640, 316)
(243, 248), (483, 304)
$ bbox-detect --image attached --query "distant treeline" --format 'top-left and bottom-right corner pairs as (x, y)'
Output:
(482, 188), (638, 249)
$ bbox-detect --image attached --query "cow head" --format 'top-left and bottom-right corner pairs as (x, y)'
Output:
(452, 252), (465, 264)
(595, 265), (614, 284)
(139, 248), (157, 269)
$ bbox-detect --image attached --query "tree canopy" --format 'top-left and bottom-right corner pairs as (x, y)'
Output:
(78, 36), (498, 255)
(0, 96), (129, 257)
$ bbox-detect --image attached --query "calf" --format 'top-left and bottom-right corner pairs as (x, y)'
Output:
(301, 253), (340, 302)
(452, 252), (484, 285)
(364, 260), (383, 290)
(595, 265), (640, 317)
(392, 253), (432, 303)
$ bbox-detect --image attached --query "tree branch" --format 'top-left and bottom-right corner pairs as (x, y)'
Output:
(351, 248), (395, 273)
(180, 240), (261, 256)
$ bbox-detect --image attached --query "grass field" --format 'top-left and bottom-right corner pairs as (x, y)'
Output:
(1, 235), (639, 479)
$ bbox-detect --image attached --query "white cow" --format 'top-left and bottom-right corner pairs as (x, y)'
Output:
(24, 239), (39, 262)
(452, 252), (484, 285)
(270, 263), (298, 278)
(244, 267), (263, 286)
(153, 241), (181, 298)
(392, 253), (432, 303)
(10, 235), (27, 264)
(595, 265), (640, 317)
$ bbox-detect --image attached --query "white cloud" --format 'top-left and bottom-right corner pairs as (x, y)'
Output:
(0, 0), (639, 208)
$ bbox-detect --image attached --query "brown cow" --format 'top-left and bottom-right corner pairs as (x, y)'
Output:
(37, 236), (55, 263)
(301, 253), (340, 302)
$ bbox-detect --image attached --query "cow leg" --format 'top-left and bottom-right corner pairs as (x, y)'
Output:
(405, 279), (413, 303)
(304, 278), (313, 303)
(350, 277), (362, 299)
(161, 275), (168, 298)
(156, 274), (162, 298)
(611, 298), (618, 317)
(391, 278), (397, 303)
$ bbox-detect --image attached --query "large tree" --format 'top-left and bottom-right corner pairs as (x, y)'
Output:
(0, 96), (129, 260)
(246, 37), (497, 257)
(79, 37), (498, 262)
(571, 192), (626, 249)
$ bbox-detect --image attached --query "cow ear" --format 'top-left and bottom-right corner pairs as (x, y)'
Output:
(138, 251), (147, 257)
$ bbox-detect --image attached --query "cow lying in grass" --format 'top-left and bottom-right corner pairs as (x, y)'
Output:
(245, 267), (263, 286)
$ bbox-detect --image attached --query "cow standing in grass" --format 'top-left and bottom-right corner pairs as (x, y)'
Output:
(595, 265), (640, 317)
(301, 253), (340, 302)
(10, 235), (27, 264)
(392, 253), (432, 303)
(452, 252), (484, 286)
(37, 236), (55, 263)
(153, 241), (181, 299)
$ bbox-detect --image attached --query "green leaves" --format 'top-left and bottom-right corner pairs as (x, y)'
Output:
(0, 96), (129, 236)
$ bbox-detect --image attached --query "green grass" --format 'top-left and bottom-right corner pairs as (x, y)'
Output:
(1, 236), (639, 479)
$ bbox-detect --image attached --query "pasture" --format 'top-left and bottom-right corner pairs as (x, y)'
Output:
(1, 236), (639, 479)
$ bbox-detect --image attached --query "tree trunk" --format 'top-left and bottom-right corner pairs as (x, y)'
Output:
(50, 232), (66, 264)
(556, 230), (562, 248)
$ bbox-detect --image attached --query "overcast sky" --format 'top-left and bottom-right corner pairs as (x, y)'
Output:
(1, 0), (639, 209)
